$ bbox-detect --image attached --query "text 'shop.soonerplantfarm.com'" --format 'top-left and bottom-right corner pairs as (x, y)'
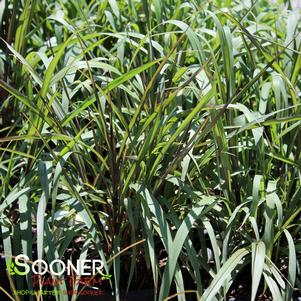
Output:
(0, 0), (301, 300)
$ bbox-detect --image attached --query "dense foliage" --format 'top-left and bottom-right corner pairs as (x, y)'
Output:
(0, 0), (301, 300)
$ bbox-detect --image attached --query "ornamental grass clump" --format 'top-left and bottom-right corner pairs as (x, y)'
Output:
(0, 0), (300, 300)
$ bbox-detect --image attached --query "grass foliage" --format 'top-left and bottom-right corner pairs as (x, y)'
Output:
(0, 0), (301, 300)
